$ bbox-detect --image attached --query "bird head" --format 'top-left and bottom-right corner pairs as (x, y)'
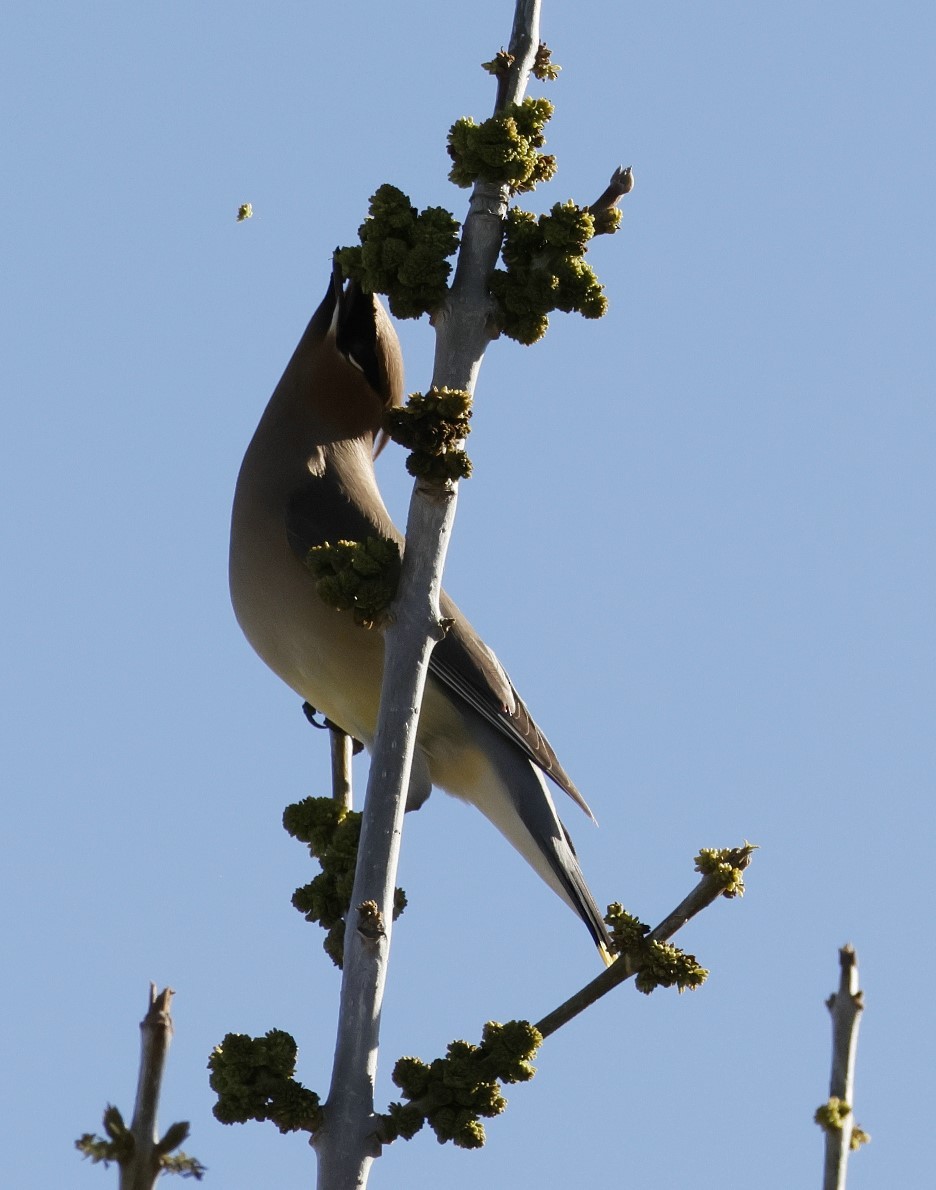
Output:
(312, 263), (403, 456)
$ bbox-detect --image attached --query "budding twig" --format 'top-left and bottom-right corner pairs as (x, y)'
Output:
(536, 845), (755, 1038)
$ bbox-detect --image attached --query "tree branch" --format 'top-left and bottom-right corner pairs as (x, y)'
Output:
(536, 845), (755, 1038)
(77, 985), (203, 1184)
(587, 165), (634, 214)
(119, 984), (174, 1190)
(314, 5), (544, 1188)
(819, 945), (867, 1190)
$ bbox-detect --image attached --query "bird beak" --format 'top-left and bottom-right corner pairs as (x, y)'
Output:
(372, 428), (393, 459)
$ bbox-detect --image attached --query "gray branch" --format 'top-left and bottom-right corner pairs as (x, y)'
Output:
(536, 845), (755, 1038)
(313, 4), (543, 1188)
(820, 945), (866, 1190)
(587, 165), (634, 217)
(121, 985), (174, 1190)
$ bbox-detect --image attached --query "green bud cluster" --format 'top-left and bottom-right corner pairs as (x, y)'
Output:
(75, 1106), (134, 1169)
(303, 536), (401, 628)
(604, 902), (651, 954)
(635, 939), (708, 995)
(156, 1145), (207, 1179)
(448, 98), (556, 193)
(481, 49), (515, 76)
(336, 184), (460, 319)
(209, 1030), (322, 1135)
(284, 796), (407, 968)
(490, 201), (607, 343)
(385, 387), (473, 482)
(814, 1098), (870, 1149)
(694, 845), (752, 898)
(481, 42), (559, 83)
(604, 903), (709, 995)
(335, 70), (625, 348)
(814, 1097), (851, 1133)
(382, 1020), (542, 1149)
(532, 43), (561, 81)
(592, 205), (623, 236)
(75, 1106), (205, 1179)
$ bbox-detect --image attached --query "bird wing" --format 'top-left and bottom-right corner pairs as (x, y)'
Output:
(285, 471), (594, 820)
(430, 596), (596, 820)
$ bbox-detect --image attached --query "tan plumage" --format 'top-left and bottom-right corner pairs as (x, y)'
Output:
(230, 265), (610, 957)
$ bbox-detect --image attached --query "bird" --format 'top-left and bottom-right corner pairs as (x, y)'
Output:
(230, 262), (611, 960)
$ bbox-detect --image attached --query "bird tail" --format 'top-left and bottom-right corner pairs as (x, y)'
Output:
(546, 811), (614, 965)
(455, 738), (613, 963)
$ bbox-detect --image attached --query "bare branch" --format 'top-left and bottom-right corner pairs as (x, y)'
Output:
(588, 165), (634, 214)
(329, 725), (354, 812)
(818, 946), (868, 1190)
(77, 986), (203, 1184)
(120, 985), (174, 1190)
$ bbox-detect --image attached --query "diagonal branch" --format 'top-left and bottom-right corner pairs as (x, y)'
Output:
(536, 845), (755, 1038)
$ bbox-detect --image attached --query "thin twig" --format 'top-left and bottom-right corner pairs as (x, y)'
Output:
(587, 165), (634, 214)
(329, 725), (354, 811)
(536, 845), (755, 1038)
(121, 985), (174, 1190)
(820, 946), (866, 1190)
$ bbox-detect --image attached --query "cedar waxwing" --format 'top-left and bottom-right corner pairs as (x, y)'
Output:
(230, 265), (611, 958)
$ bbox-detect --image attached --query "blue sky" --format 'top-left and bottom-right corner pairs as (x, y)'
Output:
(3, 2), (933, 1186)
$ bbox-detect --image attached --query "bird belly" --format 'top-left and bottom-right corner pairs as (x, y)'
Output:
(230, 506), (384, 743)
(231, 505), (590, 919)
(231, 527), (599, 939)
